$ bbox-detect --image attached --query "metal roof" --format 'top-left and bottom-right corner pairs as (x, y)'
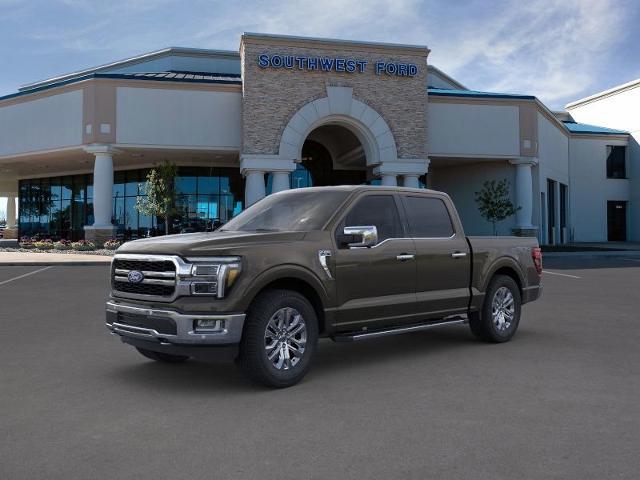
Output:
(562, 121), (628, 135)
(428, 87), (536, 100)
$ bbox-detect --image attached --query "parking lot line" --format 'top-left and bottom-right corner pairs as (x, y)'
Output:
(0, 266), (52, 286)
(542, 270), (581, 279)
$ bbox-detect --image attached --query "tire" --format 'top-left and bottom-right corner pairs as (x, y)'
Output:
(239, 289), (319, 388)
(469, 275), (522, 343)
(135, 347), (190, 363)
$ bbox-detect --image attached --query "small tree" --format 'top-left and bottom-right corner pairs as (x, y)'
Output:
(474, 179), (519, 236)
(135, 161), (178, 235)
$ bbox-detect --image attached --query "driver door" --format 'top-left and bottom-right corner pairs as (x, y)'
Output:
(333, 193), (417, 331)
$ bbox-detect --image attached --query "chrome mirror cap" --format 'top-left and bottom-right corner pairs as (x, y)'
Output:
(344, 225), (378, 248)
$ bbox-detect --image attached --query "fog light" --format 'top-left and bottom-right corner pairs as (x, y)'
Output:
(194, 319), (225, 332)
(191, 282), (218, 295)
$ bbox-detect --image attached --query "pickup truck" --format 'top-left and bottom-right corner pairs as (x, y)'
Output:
(106, 185), (542, 388)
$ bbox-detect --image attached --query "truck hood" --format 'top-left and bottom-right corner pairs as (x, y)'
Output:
(116, 230), (307, 256)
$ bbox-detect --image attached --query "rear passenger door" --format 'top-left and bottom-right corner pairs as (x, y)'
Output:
(400, 194), (471, 318)
(333, 194), (417, 330)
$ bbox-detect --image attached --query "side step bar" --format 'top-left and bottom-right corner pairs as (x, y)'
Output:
(331, 316), (467, 343)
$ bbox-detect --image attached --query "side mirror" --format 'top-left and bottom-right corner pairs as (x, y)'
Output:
(339, 226), (378, 248)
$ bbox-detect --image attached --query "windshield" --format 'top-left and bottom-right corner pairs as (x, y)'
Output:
(221, 189), (349, 232)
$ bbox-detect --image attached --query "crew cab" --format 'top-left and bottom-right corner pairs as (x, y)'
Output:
(106, 186), (542, 387)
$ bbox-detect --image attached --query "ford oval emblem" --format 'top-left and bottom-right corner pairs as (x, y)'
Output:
(127, 270), (144, 284)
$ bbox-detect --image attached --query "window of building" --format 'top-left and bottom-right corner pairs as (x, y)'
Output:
(343, 195), (402, 242)
(606, 146), (626, 179)
(401, 196), (454, 238)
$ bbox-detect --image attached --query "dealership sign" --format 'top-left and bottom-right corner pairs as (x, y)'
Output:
(258, 54), (418, 77)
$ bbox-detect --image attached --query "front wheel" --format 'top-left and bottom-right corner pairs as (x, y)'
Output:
(239, 289), (318, 388)
(469, 275), (522, 343)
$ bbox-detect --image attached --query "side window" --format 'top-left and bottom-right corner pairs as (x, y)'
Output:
(402, 196), (454, 238)
(343, 195), (402, 242)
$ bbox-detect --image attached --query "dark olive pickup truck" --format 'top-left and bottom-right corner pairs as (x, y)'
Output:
(106, 185), (542, 387)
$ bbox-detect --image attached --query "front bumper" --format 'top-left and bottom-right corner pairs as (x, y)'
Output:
(106, 301), (245, 346)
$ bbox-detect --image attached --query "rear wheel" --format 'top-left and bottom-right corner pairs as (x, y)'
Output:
(469, 275), (521, 343)
(135, 347), (190, 363)
(239, 289), (318, 388)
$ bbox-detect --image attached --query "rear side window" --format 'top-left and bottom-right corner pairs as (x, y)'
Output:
(343, 195), (402, 241)
(401, 196), (454, 238)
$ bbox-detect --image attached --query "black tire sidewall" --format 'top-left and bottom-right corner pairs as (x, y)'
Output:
(481, 275), (522, 342)
(240, 289), (318, 388)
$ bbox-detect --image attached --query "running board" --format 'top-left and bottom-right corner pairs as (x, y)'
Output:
(330, 317), (467, 343)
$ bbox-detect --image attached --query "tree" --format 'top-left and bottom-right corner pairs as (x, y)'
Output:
(135, 161), (178, 235)
(474, 179), (520, 236)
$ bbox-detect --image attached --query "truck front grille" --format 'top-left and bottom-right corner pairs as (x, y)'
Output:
(112, 257), (177, 299)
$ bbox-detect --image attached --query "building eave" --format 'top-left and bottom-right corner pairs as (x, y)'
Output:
(565, 78), (640, 109)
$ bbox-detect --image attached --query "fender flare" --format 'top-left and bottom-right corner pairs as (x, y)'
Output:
(481, 256), (526, 294)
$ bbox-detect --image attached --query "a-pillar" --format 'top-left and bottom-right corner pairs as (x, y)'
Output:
(84, 145), (117, 246)
(509, 157), (539, 237)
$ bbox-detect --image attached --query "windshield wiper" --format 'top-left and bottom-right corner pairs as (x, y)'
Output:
(250, 228), (280, 232)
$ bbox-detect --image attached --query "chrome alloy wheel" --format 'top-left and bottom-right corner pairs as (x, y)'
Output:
(492, 286), (515, 332)
(264, 307), (308, 370)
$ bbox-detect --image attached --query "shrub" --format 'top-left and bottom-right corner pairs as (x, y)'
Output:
(33, 239), (54, 250)
(103, 238), (122, 250)
(20, 236), (35, 249)
(71, 240), (96, 251)
(54, 239), (73, 250)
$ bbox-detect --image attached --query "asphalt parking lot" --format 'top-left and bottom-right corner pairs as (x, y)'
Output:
(1, 257), (639, 479)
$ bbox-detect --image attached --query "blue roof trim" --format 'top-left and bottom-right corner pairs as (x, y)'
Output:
(562, 121), (628, 135)
(0, 72), (242, 102)
(428, 87), (536, 100)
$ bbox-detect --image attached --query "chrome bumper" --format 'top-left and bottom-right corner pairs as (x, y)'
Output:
(106, 301), (245, 345)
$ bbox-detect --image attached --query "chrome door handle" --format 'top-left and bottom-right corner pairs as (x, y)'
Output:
(396, 254), (415, 261)
(451, 252), (467, 259)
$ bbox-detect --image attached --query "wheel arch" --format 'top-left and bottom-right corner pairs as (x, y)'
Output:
(241, 265), (330, 334)
(482, 257), (526, 296)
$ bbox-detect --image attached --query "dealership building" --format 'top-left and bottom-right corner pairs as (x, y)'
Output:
(0, 33), (636, 244)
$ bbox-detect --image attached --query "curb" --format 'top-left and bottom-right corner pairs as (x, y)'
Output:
(0, 261), (111, 266)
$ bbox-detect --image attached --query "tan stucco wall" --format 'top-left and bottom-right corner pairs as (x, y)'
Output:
(240, 35), (429, 160)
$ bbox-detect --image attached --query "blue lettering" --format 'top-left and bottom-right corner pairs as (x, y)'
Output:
(335, 58), (346, 72)
(408, 64), (418, 76)
(320, 57), (335, 71)
(283, 56), (294, 69)
(307, 57), (318, 70)
(346, 59), (356, 73)
(296, 56), (307, 69)
(357, 60), (367, 73)
(398, 64), (408, 76)
(271, 55), (283, 68)
(386, 63), (397, 75)
(258, 54), (269, 68)
(375, 61), (385, 75)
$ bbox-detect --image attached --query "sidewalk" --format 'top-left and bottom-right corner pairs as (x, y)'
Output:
(0, 251), (112, 266)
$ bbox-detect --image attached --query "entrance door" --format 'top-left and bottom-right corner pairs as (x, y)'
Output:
(547, 179), (556, 244)
(333, 193), (417, 330)
(607, 201), (627, 241)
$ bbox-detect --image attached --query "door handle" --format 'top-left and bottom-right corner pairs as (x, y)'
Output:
(396, 254), (415, 261)
(451, 252), (467, 259)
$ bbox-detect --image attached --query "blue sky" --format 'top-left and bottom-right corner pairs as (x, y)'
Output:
(1, 0), (639, 110)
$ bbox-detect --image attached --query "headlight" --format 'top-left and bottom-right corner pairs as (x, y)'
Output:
(185, 256), (242, 298)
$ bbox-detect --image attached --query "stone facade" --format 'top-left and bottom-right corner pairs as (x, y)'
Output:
(240, 34), (429, 161)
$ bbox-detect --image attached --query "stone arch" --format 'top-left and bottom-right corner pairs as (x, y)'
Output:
(278, 86), (398, 166)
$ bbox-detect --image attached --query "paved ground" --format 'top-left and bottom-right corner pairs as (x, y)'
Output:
(0, 251), (112, 265)
(1, 257), (639, 479)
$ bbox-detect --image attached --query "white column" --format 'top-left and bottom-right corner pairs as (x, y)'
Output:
(6, 195), (16, 229)
(90, 150), (115, 227)
(402, 174), (420, 189)
(380, 174), (397, 186)
(509, 158), (538, 229)
(271, 171), (290, 193)
(244, 170), (266, 207)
